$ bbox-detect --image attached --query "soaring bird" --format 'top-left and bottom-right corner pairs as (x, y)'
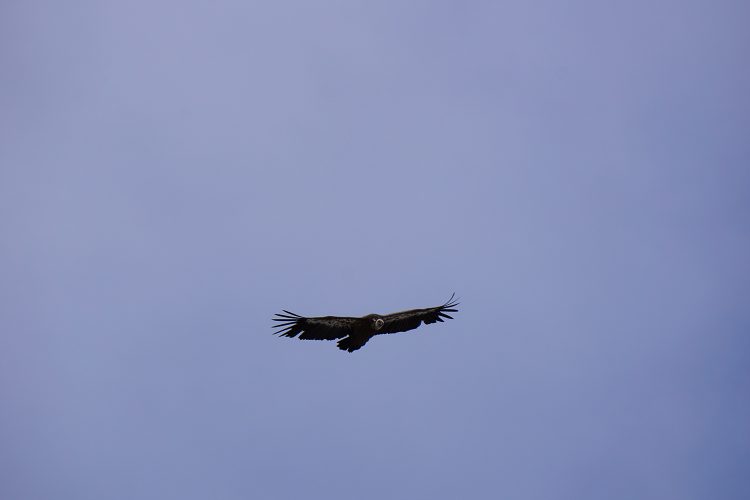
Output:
(272, 294), (459, 352)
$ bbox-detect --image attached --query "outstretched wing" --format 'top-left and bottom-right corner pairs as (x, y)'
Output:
(272, 311), (358, 340)
(379, 294), (459, 335)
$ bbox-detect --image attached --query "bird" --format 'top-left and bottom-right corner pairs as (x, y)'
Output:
(272, 294), (459, 352)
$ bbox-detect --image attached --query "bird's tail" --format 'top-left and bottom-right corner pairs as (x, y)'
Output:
(337, 335), (369, 353)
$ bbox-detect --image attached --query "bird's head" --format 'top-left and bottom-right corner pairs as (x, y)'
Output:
(372, 317), (384, 330)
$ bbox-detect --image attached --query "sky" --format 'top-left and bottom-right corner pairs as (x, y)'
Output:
(1, 1), (749, 499)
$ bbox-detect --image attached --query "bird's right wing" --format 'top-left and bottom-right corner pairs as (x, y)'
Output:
(379, 294), (459, 335)
(272, 311), (358, 340)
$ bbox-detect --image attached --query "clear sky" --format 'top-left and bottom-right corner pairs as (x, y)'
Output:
(2, 1), (749, 499)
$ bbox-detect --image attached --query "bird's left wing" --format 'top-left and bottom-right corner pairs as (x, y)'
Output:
(272, 311), (357, 340)
(379, 294), (459, 335)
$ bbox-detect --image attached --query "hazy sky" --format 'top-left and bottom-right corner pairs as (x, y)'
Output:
(2, 1), (749, 499)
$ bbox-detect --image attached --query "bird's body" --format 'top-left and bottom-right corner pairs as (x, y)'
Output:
(272, 295), (459, 352)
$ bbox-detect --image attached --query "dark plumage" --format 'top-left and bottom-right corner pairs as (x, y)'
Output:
(272, 294), (459, 352)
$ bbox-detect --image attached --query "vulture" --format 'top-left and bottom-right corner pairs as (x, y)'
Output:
(272, 294), (459, 352)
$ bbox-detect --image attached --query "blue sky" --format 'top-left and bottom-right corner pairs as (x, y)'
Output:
(2, 1), (749, 499)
